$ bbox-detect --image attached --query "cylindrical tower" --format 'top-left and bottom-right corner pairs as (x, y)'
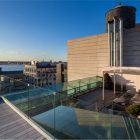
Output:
(106, 4), (136, 67)
(106, 4), (136, 31)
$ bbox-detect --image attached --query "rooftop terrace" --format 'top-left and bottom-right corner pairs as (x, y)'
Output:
(0, 75), (140, 139)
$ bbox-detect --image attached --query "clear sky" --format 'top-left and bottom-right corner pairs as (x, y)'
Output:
(0, 0), (140, 61)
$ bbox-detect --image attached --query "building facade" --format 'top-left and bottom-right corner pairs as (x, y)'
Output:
(68, 4), (140, 82)
(68, 34), (109, 81)
(24, 61), (56, 87)
(24, 61), (67, 87)
(56, 62), (67, 83)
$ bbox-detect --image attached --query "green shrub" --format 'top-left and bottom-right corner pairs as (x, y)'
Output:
(126, 104), (140, 117)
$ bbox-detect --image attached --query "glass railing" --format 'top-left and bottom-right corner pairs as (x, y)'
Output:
(1, 75), (140, 139)
(0, 75), (35, 96)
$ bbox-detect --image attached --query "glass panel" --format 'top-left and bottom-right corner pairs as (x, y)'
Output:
(80, 85), (88, 92)
(2, 75), (140, 139)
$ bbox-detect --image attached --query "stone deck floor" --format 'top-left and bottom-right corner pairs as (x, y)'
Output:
(78, 88), (115, 110)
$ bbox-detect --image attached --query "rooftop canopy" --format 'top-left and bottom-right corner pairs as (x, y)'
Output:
(103, 67), (140, 75)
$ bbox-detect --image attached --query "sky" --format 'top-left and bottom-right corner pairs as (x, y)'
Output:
(0, 0), (140, 61)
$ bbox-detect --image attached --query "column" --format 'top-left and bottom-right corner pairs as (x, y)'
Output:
(113, 17), (116, 67)
(102, 72), (105, 101)
(108, 23), (111, 66)
(114, 72), (116, 96)
(110, 32), (113, 67)
(120, 18), (123, 67)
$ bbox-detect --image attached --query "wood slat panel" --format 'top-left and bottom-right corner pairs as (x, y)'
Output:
(0, 103), (47, 140)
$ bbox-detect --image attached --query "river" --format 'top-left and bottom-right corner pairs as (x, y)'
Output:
(0, 64), (24, 71)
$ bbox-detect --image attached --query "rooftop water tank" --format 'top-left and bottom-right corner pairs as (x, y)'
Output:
(106, 4), (136, 31)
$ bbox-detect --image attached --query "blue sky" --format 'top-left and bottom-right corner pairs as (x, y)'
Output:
(0, 0), (140, 61)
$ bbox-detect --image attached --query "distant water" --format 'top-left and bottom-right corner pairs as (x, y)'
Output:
(0, 64), (24, 71)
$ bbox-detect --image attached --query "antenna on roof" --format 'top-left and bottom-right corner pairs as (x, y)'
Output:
(119, 3), (122, 6)
(115, 1), (123, 8)
(115, 0), (122, 5)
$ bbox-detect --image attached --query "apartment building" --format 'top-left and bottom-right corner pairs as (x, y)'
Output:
(56, 62), (67, 83)
(24, 61), (67, 87)
(24, 61), (56, 86)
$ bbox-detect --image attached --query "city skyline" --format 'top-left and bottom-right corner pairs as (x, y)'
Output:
(0, 0), (140, 61)
(0, 2), (140, 139)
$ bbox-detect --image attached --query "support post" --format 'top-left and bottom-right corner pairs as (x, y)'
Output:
(110, 32), (113, 67)
(121, 72), (123, 93)
(114, 72), (116, 96)
(53, 92), (56, 136)
(120, 18), (123, 67)
(113, 17), (116, 67)
(27, 83), (30, 118)
(102, 72), (105, 101)
(108, 22), (111, 66)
